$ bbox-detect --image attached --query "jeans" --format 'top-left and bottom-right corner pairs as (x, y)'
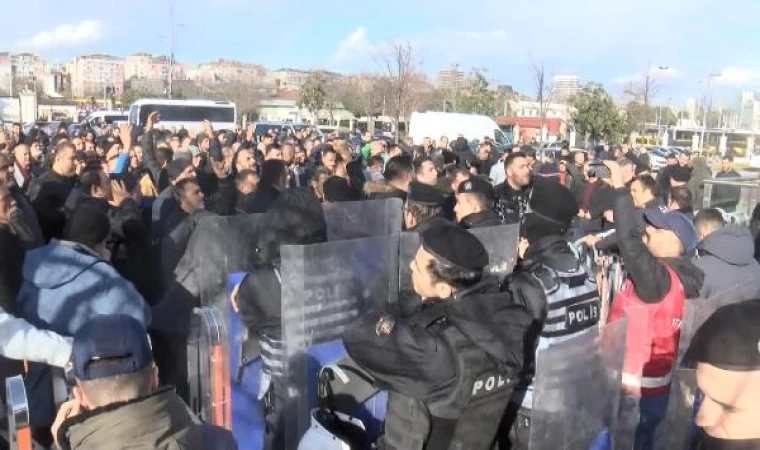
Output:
(634, 392), (671, 450)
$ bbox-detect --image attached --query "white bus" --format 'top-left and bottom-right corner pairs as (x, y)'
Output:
(128, 99), (237, 131)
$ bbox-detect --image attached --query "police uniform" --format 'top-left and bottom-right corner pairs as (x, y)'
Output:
(343, 222), (534, 450)
(457, 177), (503, 229)
(501, 180), (600, 450)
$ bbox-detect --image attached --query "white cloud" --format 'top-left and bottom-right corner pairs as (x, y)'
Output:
(330, 27), (380, 65)
(713, 68), (760, 86)
(16, 20), (104, 50)
(611, 66), (683, 85)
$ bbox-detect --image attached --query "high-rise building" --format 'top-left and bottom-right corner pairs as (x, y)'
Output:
(685, 97), (698, 122)
(12, 53), (48, 79)
(188, 58), (266, 85)
(551, 75), (581, 104)
(436, 64), (465, 90)
(0, 53), (11, 95)
(67, 54), (124, 98)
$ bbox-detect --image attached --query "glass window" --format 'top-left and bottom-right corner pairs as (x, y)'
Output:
(138, 104), (235, 125)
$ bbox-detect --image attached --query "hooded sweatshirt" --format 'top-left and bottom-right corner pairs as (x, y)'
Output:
(693, 225), (760, 299)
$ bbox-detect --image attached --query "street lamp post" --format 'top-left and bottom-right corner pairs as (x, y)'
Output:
(700, 72), (722, 152)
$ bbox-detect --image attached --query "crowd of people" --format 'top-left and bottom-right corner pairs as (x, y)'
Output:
(0, 115), (759, 450)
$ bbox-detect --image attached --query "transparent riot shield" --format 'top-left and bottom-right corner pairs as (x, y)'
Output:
(5, 375), (31, 450)
(397, 224), (520, 315)
(468, 224), (520, 278)
(530, 319), (627, 450)
(657, 282), (756, 450)
(187, 305), (231, 430)
(321, 198), (403, 240)
(175, 213), (265, 309)
(281, 235), (399, 449)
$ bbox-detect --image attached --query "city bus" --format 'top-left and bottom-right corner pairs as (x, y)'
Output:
(128, 99), (237, 131)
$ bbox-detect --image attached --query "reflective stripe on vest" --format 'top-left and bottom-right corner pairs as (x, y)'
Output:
(521, 260), (601, 409)
(607, 265), (685, 397)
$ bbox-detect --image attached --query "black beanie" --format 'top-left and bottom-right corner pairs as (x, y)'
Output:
(65, 205), (110, 250)
(523, 178), (579, 242)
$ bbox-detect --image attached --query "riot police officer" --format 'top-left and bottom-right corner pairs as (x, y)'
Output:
(230, 190), (328, 450)
(500, 178), (601, 449)
(343, 219), (533, 450)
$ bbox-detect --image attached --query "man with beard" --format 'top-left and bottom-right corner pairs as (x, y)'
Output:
(27, 141), (78, 242)
(494, 151), (532, 224)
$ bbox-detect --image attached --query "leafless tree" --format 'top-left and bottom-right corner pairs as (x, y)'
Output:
(532, 61), (554, 141)
(377, 41), (417, 143)
(624, 67), (661, 130)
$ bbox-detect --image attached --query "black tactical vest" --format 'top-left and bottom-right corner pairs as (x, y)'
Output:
(381, 323), (517, 450)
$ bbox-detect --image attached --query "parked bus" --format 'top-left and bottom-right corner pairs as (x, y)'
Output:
(128, 99), (237, 131)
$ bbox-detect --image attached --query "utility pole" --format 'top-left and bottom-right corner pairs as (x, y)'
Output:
(700, 72), (722, 151)
(168, 0), (175, 99)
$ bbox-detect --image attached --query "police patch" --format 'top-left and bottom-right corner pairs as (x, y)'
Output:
(565, 300), (599, 333)
(470, 371), (512, 400)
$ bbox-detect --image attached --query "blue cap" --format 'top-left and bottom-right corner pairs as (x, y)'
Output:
(72, 315), (152, 380)
(643, 205), (699, 252)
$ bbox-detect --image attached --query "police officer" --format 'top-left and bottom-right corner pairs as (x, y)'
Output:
(500, 178), (601, 450)
(343, 219), (533, 450)
(404, 181), (445, 231)
(454, 177), (502, 229)
(229, 190), (328, 450)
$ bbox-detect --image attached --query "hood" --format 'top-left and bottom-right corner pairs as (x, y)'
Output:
(363, 180), (404, 195)
(699, 225), (755, 266)
(444, 279), (533, 368)
(60, 387), (201, 450)
(663, 256), (705, 299)
(23, 241), (104, 289)
(522, 236), (579, 273)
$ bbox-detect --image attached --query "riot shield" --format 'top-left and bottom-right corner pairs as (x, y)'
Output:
(397, 224), (520, 315)
(281, 235), (399, 449)
(187, 305), (231, 430)
(5, 375), (31, 450)
(657, 282), (756, 450)
(321, 198), (403, 240)
(529, 319), (627, 450)
(468, 224), (520, 278)
(175, 213), (265, 309)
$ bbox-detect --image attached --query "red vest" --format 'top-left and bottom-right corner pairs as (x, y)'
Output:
(607, 265), (685, 396)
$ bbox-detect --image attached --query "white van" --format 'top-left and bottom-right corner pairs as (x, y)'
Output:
(408, 111), (510, 148)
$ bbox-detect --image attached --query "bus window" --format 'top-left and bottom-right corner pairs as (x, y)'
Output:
(138, 104), (235, 126)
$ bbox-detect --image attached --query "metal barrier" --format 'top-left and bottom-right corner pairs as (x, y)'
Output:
(702, 177), (760, 225)
(5, 375), (31, 450)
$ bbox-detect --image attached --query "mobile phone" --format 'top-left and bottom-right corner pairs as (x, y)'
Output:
(587, 162), (610, 179)
(113, 153), (129, 175)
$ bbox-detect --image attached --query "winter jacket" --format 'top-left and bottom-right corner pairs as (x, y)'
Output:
(686, 157), (712, 209)
(693, 225), (760, 299)
(10, 188), (43, 249)
(58, 387), (237, 450)
(27, 169), (77, 242)
(363, 180), (407, 202)
(16, 240), (150, 335)
(613, 189), (704, 303)
(713, 169), (742, 211)
(460, 210), (503, 229)
(493, 181), (530, 225)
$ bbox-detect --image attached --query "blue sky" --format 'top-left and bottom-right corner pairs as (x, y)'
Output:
(3, 0), (760, 108)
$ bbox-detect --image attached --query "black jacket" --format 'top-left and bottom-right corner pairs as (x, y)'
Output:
(10, 188), (43, 249)
(239, 185), (281, 214)
(460, 209), (502, 229)
(613, 188), (704, 303)
(343, 278), (532, 403)
(493, 182), (530, 224)
(27, 170), (77, 242)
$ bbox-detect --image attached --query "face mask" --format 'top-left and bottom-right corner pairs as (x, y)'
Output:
(697, 428), (760, 450)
